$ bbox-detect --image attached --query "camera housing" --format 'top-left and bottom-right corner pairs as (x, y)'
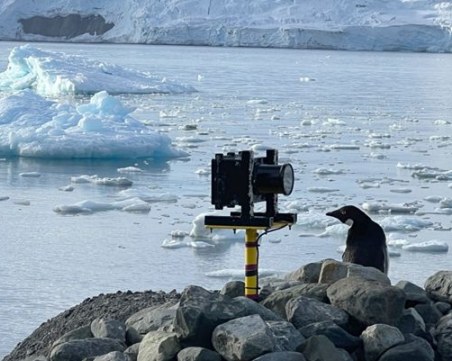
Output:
(206, 149), (297, 228)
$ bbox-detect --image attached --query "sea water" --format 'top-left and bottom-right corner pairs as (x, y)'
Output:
(0, 42), (451, 357)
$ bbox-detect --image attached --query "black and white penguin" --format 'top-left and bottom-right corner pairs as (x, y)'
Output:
(326, 205), (388, 274)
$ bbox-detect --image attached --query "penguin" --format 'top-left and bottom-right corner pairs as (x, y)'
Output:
(326, 205), (388, 274)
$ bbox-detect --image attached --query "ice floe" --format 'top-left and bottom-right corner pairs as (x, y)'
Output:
(362, 202), (419, 214)
(0, 90), (187, 159)
(0, 45), (196, 96)
(189, 212), (243, 242)
(402, 241), (449, 253)
(379, 216), (433, 232)
(53, 197), (151, 215)
(71, 175), (133, 187)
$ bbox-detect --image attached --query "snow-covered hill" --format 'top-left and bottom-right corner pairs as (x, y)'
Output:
(0, 0), (451, 52)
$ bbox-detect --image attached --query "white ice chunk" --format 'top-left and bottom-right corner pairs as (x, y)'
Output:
(19, 172), (41, 177)
(362, 202), (418, 214)
(189, 212), (243, 242)
(380, 216), (433, 232)
(402, 241), (449, 253)
(117, 166), (143, 173)
(0, 90), (187, 159)
(0, 45), (196, 96)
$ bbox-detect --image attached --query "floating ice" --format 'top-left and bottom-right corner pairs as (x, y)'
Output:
(328, 144), (360, 150)
(0, 196), (10, 201)
(189, 212), (243, 242)
(0, 45), (196, 96)
(387, 238), (410, 248)
(116, 188), (178, 203)
(307, 187), (339, 193)
(0, 90), (188, 159)
(439, 198), (452, 208)
(362, 202), (419, 214)
(19, 172), (41, 178)
(71, 175), (132, 187)
(117, 166), (143, 173)
(424, 196), (443, 203)
(380, 216), (433, 232)
(313, 168), (345, 175)
(54, 197), (150, 215)
(402, 241), (449, 253)
(337, 244), (401, 257)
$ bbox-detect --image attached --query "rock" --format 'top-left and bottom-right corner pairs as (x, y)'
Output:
(284, 260), (324, 283)
(176, 347), (222, 361)
(394, 280), (430, 305)
(125, 326), (143, 345)
(300, 335), (351, 361)
(124, 343), (140, 361)
(424, 270), (452, 303)
(299, 321), (361, 352)
(52, 325), (93, 348)
(395, 308), (426, 336)
(318, 259), (390, 285)
(286, 296), (349, 329)
(360, 324), (405, 361)
(260, 283), (329, 318)
(414, 303), (443, 326)
(93, 351), (128, 361)
(125, 302), (177, 335)
(435, 301), (452, 315)
(435, 313), (452, 361)
(233, 296), (281, 321)
(49, 338), (125, 361)
(378, 334), (434, 361)
(137, 331), (180, 361)
(252, 351), (307, 361)
(220, 281), (245, 298)
(327, 277), (405, 326)
(267, 320), (305, 352)
(91, 319), (126, 343)
(212, 314), (276, 361)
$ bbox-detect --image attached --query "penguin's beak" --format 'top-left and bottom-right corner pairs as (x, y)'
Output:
(326, 210), (336, 218)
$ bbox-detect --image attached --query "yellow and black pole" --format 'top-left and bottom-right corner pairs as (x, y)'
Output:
(244, 228), (259, 299)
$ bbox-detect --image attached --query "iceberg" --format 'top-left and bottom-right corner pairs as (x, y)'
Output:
(0, 90), (188, 159)
(0, 45), (196, 96)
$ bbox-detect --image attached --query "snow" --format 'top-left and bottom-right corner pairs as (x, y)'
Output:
(0, 45), (196, 96)
(0, 89), (188, 159)
(0, 1), (451, 52)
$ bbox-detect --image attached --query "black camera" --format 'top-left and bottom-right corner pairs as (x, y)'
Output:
(205, 149), (297, 228)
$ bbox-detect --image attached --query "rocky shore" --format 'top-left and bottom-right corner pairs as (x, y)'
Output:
(3, 259), (452, 361)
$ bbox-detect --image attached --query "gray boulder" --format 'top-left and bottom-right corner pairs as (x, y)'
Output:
(327, 276), (405, 326)
(124, 343), (140, 361)
(212, 314), (276, 361)
(284, 260), (324, 283)
(414, 303), (442, 326)
(395, 280), (430, 305)
(253, 351), (306, 361)
(299, 321), (361, 351)
(267, 320), (305, 352)
(177, 347), (222, 361)
(233, 296), (281, 321)
(137, 331), (180, 361)
(52, 325), (93, 348)
(396, 308), (426, 336)
(91, 319), (126, 343)
(220, 281), (245, 298)
(435, 313), (452, 361)
(301, 335), (351, 361)
(319, 259), (390, 285)
(435, 301), (451, 315)
(260, 283), (329, 318)
(286, 296), (349, 329)
(49, 338), (125, 361)
(378, 334), (434, 361)
(93, 351), (128, 361)
(424, 270), (452, 303)
(360, 324), (405, 361)
(125, 302), (177, 335)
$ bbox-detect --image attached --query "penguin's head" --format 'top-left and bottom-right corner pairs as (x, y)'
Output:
(326, 205), (370, 227)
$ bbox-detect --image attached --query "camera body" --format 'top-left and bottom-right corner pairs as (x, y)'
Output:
(207, 149), (296, 228)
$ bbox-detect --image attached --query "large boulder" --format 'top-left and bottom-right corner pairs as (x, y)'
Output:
(52, 325), (93, 348)
(378, 334), (434, 361)
(326, 277), (406, 326)
(319, 259), (390, 285)
(176, 346), (222, 361)
(137, 331), (180, 361)
(395, 308), (426, 336)
(126, 302), (177, 336)
(91, 319), (126, 343)
(260, 283), (329, 318)
(284, 260), (324, 283)
(220, 281), (245, 298)
(233, 296), (281, 321)
(93, 351), (128, 361)
(49, 338), (125, 361)
(300, 335), (352, 361)
(267, 320), (305, 352)
(435, 313), (452, 361)
(360, 324), (405, 361)
(253, 351), (307, 361)
(212, 314), (276, 361)
(394, 281), (430, 306)
(299, 321), (361, 352)
(424, 270), (452, 303)
(285, 296), (349, 329)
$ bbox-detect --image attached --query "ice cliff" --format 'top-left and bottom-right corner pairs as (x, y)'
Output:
(0, 0), (451, 52)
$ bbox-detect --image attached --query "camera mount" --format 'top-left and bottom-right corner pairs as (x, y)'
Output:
(204, 149), (297, 299)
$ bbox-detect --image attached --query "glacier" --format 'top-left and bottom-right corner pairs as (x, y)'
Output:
(0, 0), (451, 52)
